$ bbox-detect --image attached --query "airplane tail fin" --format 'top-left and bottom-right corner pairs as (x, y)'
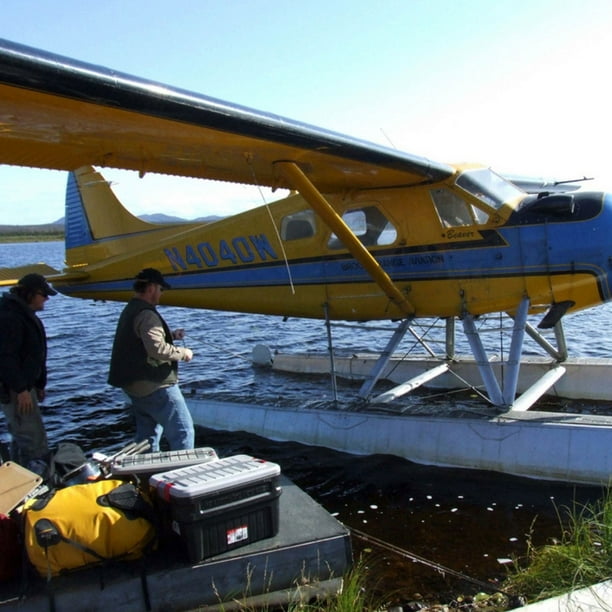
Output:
(2, 167), (189, 289)
(65, 166), (163, 267)
(64, 166), (200, 272)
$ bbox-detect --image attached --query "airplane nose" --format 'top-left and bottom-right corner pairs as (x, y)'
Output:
(598, 192), (612, 302)
(606, 192), (612, 282)
(539, 190), (612, 311)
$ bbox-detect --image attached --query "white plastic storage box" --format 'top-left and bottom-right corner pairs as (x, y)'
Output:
(149, 454), (281, 562)
(110, 447), (218, 480)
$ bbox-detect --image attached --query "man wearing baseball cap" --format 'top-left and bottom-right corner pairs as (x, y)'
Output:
(108, 268), (195, 451)
(0, 273), (57, 471)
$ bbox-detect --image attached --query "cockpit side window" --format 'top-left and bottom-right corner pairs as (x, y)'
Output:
(431, 188), (473, 226)
(327, 205), (397, 249)
(281, 210), (316, 241)
(431, 188), (490, 227)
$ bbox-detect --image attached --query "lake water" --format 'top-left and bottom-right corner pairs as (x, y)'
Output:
(2, 240), (611, 604)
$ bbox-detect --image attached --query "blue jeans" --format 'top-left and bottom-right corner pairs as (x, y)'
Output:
(127, 384), (194, 451)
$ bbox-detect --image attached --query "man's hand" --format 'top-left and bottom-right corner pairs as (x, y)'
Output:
(16, 390), (33, 414)
(183, 348), (193, 362)
(173, 328), (185, 341)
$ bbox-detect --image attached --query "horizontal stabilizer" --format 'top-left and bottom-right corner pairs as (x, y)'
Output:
(0, 264), (89, 288)
(0, 263), (60, 286)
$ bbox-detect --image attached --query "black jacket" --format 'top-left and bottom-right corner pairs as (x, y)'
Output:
(0, 292), (48, 398)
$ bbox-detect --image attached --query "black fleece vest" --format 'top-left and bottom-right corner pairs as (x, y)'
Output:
(107, 298), (178, 388)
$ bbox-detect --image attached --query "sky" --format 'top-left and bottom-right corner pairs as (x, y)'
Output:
(1, 0), (611, 224)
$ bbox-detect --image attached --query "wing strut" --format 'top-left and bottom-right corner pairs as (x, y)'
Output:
(274, 161), (415, 317)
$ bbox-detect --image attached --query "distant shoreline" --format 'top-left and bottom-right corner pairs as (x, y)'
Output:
(0, 233), (64, 243)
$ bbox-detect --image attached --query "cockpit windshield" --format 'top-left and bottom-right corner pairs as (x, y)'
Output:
(456, 168), (524, 210)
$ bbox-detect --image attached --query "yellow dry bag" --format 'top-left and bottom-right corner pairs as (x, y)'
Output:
(24, 479), (156, 577)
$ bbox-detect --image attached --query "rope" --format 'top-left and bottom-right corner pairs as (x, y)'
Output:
(247, 157), (296, 295)
(350, 527), (509, 596)
(189, 337), (252, 362)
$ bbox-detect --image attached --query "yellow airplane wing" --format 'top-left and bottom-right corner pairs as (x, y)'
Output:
(0, 39), (454, 193)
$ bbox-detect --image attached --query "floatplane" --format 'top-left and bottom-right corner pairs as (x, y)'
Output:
(1, 38), (612, 484)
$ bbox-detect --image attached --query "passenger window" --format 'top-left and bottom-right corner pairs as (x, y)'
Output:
(281, 211), (316, 241)
(328, 206), (397, 249)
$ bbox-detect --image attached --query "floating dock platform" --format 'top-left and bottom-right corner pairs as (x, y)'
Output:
(0, 477), (351, 612)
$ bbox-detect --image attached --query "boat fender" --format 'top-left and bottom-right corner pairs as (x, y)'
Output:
(252, 344), (273, 366)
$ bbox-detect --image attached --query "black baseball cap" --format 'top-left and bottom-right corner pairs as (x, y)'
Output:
(17, 273), (57, 297)
(135, 268), (171, 289)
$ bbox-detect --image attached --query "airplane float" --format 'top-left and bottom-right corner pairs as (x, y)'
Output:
(0, 38), (610, 414)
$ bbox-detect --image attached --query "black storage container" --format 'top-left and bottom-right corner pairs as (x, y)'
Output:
(149, 454), (281, 562)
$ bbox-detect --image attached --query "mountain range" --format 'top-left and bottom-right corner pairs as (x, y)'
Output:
(0, 213), (223, 234)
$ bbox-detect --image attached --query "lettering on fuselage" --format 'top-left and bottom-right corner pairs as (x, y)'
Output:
(446, 229), (475, 239)
(341, 254), (444, 272)
(164, 234), (278, 271)
(380, 256), (405, 268)
(341, 261), (363, 272)
(409, 254), (444, 265)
